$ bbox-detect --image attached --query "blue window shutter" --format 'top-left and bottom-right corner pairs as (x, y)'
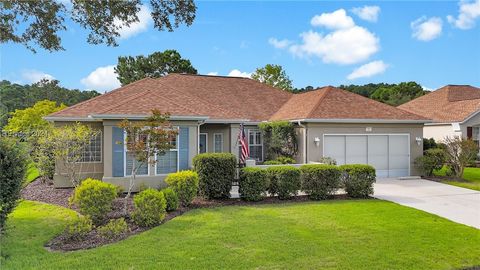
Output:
(179, 127), (189, 170)
(112, 127), (124, 177)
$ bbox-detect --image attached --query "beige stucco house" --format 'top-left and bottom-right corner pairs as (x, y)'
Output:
(399, 85), (480, 145)
(45, 74), (430, 189)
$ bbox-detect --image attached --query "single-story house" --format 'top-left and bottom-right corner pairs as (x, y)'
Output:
(399, 85), (480, 145)
(45, 74), (430, 189)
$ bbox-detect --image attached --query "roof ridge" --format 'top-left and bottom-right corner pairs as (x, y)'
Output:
(49, 77), (154, 117)
(171, 73), (251, 79)
(96, 88), (156, 115)
(305, 86), (333, 118)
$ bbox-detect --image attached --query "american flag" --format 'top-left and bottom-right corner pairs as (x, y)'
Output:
(238, 123), (249, 164)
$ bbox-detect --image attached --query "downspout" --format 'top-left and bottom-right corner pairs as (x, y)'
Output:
(197, 120), (206, 154)
(297, 121), (307, 164)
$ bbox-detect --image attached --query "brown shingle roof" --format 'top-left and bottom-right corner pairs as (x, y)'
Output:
(50, 75), (428, 122)
(270, 86), (428, 121)
(398, 85), (480, 123)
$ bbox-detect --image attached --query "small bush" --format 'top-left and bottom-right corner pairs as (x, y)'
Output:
(319, 157), (337, 165)
(161, 187), (179, 212)
(165, 170), (199, 206)
(415, 148), (446, 176)
(264, 156), (296, 165)
(98, 218), (128, 240)
(132, 188), (166, 227)
(64, 215), (93, 240)
(266, 166), (301, 200)
(239, 167), (269, 201)
(69, 178), (117, 225)
(0, 138), (27, 233)
(193, 153), (236, 199)
(339, 164), (376, 198)
(300, 164), (341, 200)
(263, 160), (282, 165)
(115, 185), (125, 197)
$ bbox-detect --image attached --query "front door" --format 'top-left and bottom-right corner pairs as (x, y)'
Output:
(199, 133), (208, 153)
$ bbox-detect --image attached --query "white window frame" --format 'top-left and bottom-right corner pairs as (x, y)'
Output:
(213, 133), (223, 153)
(123, 132), (150, 177)
(248, 129), (263, 162)
(154, 133), (179, 176)
(199, 133), (208, 153)
(77, 131), (103, 163)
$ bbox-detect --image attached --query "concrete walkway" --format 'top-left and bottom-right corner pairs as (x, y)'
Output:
(374, 178), (480, 229)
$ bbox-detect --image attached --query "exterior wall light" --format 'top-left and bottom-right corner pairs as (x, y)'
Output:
(314, 137), (321, 147)
(415, 137), (422, 146)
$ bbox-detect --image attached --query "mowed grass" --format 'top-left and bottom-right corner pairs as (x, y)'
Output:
(25, 162), (40, 185)
(434, 166), (480, 191)
(1, 200), (479, 270)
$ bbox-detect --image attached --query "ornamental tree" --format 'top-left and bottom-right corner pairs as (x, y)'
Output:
(258, 121), (298, 160)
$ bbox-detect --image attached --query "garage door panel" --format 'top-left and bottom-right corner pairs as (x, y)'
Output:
(367, 135), (388, 170)
(346, 136), (367, 164)
(389, 135), (409, 170)
(324, 136), (346, 165)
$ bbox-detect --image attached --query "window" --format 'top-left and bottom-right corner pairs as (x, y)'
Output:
(79, 132), (102, 163)
(125, 133), (149, 176)
(248, 130), (263, 161)
(214, 133), (223, 153)
(199, 133), (208, 153)
(156, 135), (178, 174)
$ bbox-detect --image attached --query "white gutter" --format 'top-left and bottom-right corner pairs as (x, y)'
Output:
(297, 120), (307, 164)
(290, 118), (432, 124)
(205, 119), (260, 124)
(43, 116), (99, 122)
(89, 114), (209, 121)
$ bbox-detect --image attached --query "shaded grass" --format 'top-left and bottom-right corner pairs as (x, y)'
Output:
(25, 162), (40, 185)
(434, 166), (480, 191)
(1, 200), (479, 270)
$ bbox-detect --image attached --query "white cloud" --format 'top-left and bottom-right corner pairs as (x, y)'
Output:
(207, 72), (218, 76)
(347, 60), (388, 80)
(116, 5), (152, 39)
(351, 6), (381, 22)
(80, 65), (121, 91)
(411, 16), (443, 41)
(21, 69), (55, 83)
(310, 9), (355, 30)
(447, 0), (480, 29)
(268, 38), (292, 49)
(289, 26), (379, 65)
(227, 69), (251, 78)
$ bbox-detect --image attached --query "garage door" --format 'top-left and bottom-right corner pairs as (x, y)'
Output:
(324, 134), (410, 177)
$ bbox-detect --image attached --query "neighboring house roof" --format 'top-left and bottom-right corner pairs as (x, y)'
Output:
(399, 85), (480, 123)
(270, 86), (428, 121)
(48, 74), (429, 123)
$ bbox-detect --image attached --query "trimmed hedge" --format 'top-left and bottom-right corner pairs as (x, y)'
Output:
(266, 166), (301, 200)
(132, 188), (166, 227)
(339, 164), (376, 198)
(165, 170), (199, 206)
(69, 178), (117, 225)
(161, 187), (179, 212)
(239, 167), (269, 201)
(193, 153), (236, 199)
(300, 164), (341, 200)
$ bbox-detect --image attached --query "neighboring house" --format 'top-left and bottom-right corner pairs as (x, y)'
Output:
(45, 74), (429, 189)
(399, 85), (480, 145)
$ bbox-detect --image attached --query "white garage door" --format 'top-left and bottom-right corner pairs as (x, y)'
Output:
(324, 134), (410, 177)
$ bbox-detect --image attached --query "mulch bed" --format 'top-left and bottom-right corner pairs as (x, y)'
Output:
(23, 179), (356, 252)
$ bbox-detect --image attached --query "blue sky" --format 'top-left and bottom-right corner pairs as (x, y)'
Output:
(1, 1), (480, 92)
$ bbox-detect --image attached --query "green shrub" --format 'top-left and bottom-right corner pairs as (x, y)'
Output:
(132, 188), (166, 227)
(165, 170), (199, 206)
(266, 166), (301, 200)
(300, 164), (341, 200)
(263, 160), (282, 165)
(0, 138), (27, 233)
(319, 157), (337, 165)
(193, 153), (236, 199)
(161, 187), (179, 212)
(339, 164), (376, 198)
(98, 218), (128, 240)
(69, 178), (117, 225)
(239, 167), (269, 201)
(64, 215), (93, 240)
(415, 148), (447, 176)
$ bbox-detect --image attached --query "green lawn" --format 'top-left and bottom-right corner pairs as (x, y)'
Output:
(1, 200), (479, 270)
(434, 166), (480, 191)
(25, 162), (40, 185)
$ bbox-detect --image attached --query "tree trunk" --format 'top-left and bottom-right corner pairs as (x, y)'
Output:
(124, 159), (136, 216)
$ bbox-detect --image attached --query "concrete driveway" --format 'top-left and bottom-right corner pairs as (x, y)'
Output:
(374, 178), (480, 229)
